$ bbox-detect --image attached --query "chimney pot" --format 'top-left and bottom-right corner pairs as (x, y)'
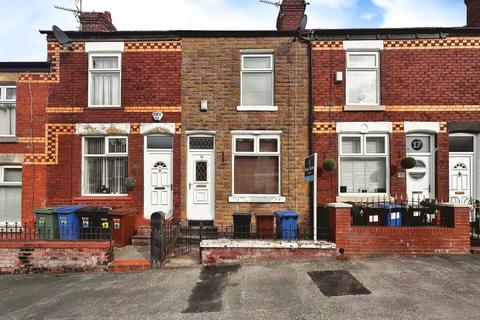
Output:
(465, 0), (480, 27)
(276, 0), (307, 31)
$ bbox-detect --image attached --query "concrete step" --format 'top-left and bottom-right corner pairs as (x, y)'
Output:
(131, 235), (150, 246)
(135, 225), (151, 237)
(107, 260), (150, 273)
(471, 246), (480, 254)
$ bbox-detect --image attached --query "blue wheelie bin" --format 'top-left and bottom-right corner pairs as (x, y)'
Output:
(376, 203), (403, 227)
(54, 205), (85, 240)
(274, 210), (299, 240)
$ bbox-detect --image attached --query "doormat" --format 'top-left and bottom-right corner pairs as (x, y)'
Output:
(307, 270), (371, 297)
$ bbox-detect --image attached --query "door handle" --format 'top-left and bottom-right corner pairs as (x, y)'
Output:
(189, 183), (192, 190)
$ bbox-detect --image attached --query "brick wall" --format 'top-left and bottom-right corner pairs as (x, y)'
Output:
(328, 203), (471, 257)
(0, 241), (110, 274)
(313, 37), (480, 203)
(181, 37), (310, 225)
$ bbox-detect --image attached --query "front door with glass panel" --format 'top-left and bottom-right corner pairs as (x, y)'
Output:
(144, 136), (173, 219)
(187, 136), (215, 221)
(448, 134), (475, 204)
(406, 135), (434, 200)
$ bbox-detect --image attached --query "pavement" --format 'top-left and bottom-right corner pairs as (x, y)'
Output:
(1, 255), (480, 320)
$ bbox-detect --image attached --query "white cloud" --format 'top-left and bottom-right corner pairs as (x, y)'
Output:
(371, 0), (465, 28)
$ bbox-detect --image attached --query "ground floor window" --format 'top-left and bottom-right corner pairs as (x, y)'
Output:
(83, 137), (128, 195)
(233, 133), (280, 195)
(0, 166), (22, 223)
(339, 134), (388, 194)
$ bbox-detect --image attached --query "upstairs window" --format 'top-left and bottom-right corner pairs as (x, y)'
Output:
(240, 54), (274, 107)
(89, 53), (121, 107)
(0, 86), (16, 136)
(346, 52), (380, 106)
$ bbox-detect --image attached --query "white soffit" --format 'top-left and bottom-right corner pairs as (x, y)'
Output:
(140, 123), (176, 135)
(404, 122), (440, 133)
(76, 123), (130, 135)
(336, 122), (392, 133)
(85, 42), (124, 52)
(343, 40), (384, 51)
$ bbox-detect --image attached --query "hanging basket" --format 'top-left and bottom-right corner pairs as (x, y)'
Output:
(400, 157), (416, 169)
(322, 159), (337, 172)
(125, 177), (136, 191)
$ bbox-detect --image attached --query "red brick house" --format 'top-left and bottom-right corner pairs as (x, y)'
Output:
(313, 1), (480, 207)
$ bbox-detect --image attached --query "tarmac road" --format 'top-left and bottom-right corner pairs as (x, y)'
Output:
(1, 255), (480, 320)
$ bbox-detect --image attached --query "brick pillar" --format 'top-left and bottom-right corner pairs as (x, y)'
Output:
(437, 133), (449, 201)
(390, 132), (407, 199)
(328, 203), (352, 251)
(449, 203), (471, 253)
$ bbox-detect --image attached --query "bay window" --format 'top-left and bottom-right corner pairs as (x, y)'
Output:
(233, 133), (280, 195)
(83, 137), (128, 195)
(0, 86), (16, 136)
(346, 52), (380, 106)
(240, 54), (275, 110)
(339, 134), (388, 195)
(89, 53), (121, 107)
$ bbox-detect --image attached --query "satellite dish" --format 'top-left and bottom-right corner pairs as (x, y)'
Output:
(299, 15), (308, 35)
(52, 25), (73, 51)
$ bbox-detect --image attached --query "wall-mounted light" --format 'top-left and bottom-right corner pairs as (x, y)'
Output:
(335, 71), (343, 83)
(200, 100), (208, 112)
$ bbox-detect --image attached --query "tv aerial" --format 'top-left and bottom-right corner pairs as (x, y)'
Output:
(259, 0), (281, 7)
(54, 0), (84, 30)
(52, 25), (73, 51)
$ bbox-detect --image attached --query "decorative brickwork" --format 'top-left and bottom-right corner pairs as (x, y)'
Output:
(124, 41), (182, 52)
(314, 105), (480, 112)
(312, 41), (343, 51)
(124, 106), (182, 113)
(313, 122), (336, 134)
(392, 122), (404, 133)
(46, 107), (84, 113)
(24, 124), (75, 165)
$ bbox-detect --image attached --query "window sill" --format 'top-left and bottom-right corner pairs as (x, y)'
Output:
(236, 106), (278, 112)
(73, 195), (132, 201)
(0, 137), (17, 143)
(344, 105), (385, 112)
(228, 195), (286, 203)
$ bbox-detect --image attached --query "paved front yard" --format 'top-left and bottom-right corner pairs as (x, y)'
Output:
(1, 255), (480, 319)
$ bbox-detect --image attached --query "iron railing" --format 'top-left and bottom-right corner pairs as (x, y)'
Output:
(0, 222), (113, 241)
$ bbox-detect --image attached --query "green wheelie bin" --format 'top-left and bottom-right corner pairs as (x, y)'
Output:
(34, 207), (59, 240)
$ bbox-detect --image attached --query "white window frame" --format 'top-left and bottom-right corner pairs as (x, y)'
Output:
(338, 133), (390, 196)
(231, 132), (281, 197)
(0, 85), (16, 137)
(345, 51), (381, 107)
(88, 52), (122, 108)
(239, 54), (277, 111)
(0, 166), (22, 186)
(81, 136), (128, 196)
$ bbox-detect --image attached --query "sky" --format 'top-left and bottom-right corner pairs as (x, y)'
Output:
(0, 0), (467, 61)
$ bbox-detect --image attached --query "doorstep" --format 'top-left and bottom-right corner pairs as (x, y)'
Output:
(471, 246), (480, 254)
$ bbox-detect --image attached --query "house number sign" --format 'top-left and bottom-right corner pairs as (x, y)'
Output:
(411, 139), (423, 151)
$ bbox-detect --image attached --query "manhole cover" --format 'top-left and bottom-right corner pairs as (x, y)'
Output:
(308, 270), (371, 297)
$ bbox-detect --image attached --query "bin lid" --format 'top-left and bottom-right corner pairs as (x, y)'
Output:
(255, 211), (274, 217)
(233, 212), (252, 217)
(274, 210), (299, 218)
(34, 207), (57, 214)
(54, 205), (86, 214)
(95, 207), (112, 214)
(75, 206), (97, 216)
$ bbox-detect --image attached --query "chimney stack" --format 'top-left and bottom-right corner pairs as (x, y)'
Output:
(466, 0), (480, 27)
(79, 11), (117, 32)
(276, 0), (307, 31)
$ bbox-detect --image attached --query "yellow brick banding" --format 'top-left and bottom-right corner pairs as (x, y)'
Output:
(24, 124), (75, 165)
(124, 41), (182, 52)
(46, 107), (84, 113)
(314, 105), (480, 112)
(124, 106), (181, 113)
(392, 122), (404, 133)
(17, 137), (46, 144)
(312, 122), (336, 133)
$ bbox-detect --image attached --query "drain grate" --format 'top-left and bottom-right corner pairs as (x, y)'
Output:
(308, 270), (371, 297)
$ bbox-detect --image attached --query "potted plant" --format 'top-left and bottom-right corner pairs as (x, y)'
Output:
(125, 177), (136, 191)
(322, 159), (337, 172)
(400, 157), (416, 169)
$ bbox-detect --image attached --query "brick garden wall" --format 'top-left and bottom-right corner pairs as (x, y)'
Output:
(328, 204), (471, 257)
(0, 241), (110, 274)
(313, 38), (480, 204)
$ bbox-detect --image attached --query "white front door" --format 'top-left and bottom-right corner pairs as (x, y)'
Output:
(187, 136), (215, 221)
(406, 135), (434, 200)
(449, 155), (473, 204)
(144, 136), (173, 219)
(406, 155), (432, 200)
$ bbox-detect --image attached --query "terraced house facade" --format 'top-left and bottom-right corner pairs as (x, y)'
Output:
(1, 0), (480, 236)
